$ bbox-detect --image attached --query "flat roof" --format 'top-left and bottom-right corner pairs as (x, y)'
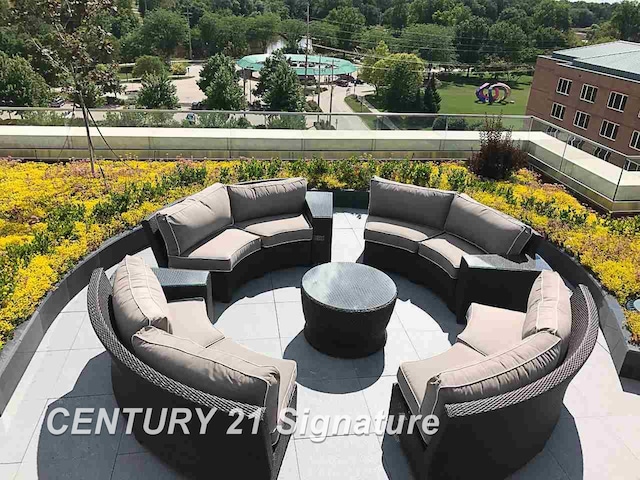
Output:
(551, 41), (640, 82)
(237, 54), (357, 76)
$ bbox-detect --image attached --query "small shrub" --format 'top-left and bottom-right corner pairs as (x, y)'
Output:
(133, 56), (167, 78)
(170, 62), (188, 76)
(432, 117), (468, 131)
(469, 116), (527, 180)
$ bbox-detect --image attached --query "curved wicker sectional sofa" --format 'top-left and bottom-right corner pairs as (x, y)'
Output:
(363, 176), (540, 307)
(142, 178), (332, 302)
(363, 177), (600, 479)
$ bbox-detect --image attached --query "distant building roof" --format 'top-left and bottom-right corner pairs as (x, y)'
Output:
(551, 41), (640, 82)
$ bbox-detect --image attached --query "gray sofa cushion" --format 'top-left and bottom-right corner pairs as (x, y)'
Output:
(168, 228), (261, 272)
(418, 233), (485, 279)
(369, 176), (455, 229)
(398, 343), (483, 420)
(228, 178), (307, 223)
(444, 194), (533, 255)
(112, 256), (171, 349)
(421, 332), (561, 429)
(214, 338), (297, 444)
(235, 213), (312, 248)
(458, 303), (526, 356)
(156, 185), (232, 257)
(132, 327), (284, 440)
(364, 215), (443, 253)
(166, 298), (225, 348)
(523, 271), (572, 357)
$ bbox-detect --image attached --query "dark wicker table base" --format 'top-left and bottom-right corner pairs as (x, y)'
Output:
(301, 285), (395, 358)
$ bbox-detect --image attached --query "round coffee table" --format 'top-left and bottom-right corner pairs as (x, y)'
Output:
(301, 262), (397, 358)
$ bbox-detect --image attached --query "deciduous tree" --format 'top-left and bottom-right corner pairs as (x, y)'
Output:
(136, 73), (180, 109)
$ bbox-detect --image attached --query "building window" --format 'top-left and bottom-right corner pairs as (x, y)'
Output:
(580, 84), (598, 103)
(607, 91), (627, 112)
(557, 78), (572, 96)
(631, 130), (640, 151)
(599, 120), (619, 140)
(546, 126), (559, 137)
(573, 111), (590, 130)
(550, 103), (565, 120)
(568, 136), (584, 149)
(594, 147), (611, 161)
(625, 159), (640, 171)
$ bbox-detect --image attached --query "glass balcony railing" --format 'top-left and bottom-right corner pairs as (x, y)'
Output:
(0, 107), (638, 212)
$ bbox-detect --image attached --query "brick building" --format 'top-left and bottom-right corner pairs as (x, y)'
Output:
(526, 41), (640, 168)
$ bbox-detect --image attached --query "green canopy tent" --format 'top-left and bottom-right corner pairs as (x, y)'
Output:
(236, 54), (357, 77)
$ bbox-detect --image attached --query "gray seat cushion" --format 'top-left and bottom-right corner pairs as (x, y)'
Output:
(166, 298), (225, 348)
(369, 176), (455, 230)
(213, 338), (297, 444)
(168, 228), (261, 272)
(235, 213), (312, 248)
(398, 343), (483, 420)
(132, 327), (287, 442)
(458, 303), (526, 356)
(112, 255), (171, 350)
(228, 178), (307, 223)
(364, 215), (443, 253)
(418, 233), (486, 279)
(156, 183), (232, 256)
(523, 271), (572, 358)
(422, 332), (561, 428)
(444, 194), (532, 255)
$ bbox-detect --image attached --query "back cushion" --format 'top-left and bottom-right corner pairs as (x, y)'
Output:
(369, 176), (455, 229)
(228, 177), (307, 223)
(444, 194), (532, 255)
(523, 271), (572, 358)
(132, 327), (281, 433)
(112, 256), (171, 349)
(156, 184), (232, 256)
(422, 331), (561, 418)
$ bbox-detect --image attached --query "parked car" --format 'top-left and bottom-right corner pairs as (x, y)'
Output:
(335, 79), (349, 87)
(50, 97), (65, 108)
(191, 101), (205, 110)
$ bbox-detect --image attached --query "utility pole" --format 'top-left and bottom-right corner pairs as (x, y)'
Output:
(317, 53), (322, 124)
(304, 3), (310, 83)
(329, 59), (335, 125)
(184, 5), (193, 60)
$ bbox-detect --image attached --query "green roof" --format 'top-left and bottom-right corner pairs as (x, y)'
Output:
(237, 54), (357, 76)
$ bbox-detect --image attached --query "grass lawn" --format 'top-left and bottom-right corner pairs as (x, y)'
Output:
(436, 74), (532, 116)
(344, 94), (378, 130)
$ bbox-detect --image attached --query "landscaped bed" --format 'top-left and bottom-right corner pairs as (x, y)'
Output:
(0, 157), (638, 349)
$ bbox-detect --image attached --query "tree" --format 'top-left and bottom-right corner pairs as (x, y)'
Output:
(383, 0), (409, 29)
(0, 52), (51, 107)
(432, 2), (471, 26)
(13, 0), (121, 174)
(398, 24), (456, 63)
(377, 53), (423, 111)
(327, 6), (365, 50)
(532, 26), (568, 50)
(133, 56), (167, 78)
(137, 73), (180, 109)
(455, 16), (489, 65)
(533, 0), (570, 31)
(570, 7), (595, 28)
(497, 7), (533, 34)
(280, 18), (307, 53)
(256, 51), (304, 112)
(104, 0), (140, 38)
(360, 41), (390, 93)
(198, 54), (245, 110)
(611, 1), (640, 41)
(357, 26), (394, 50)
(308, 20), (340, 49)
(487, 21), (528, 62)
(422, 76), (440, 113)
(247, 13), (280, 52)
(198, 54), (238, 94)
(141, 8), (189, 58)
(198, 13), (249, 57)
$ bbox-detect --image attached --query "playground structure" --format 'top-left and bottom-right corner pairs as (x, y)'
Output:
(476, 82), (512, 104)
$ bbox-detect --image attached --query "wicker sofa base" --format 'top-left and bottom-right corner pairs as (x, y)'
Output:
(362, 241), (456, 308)
(112, 358), (296, 480)
(211, 240), (312, 302)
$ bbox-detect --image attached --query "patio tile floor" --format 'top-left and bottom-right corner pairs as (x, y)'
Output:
(2, 209), (640, 479)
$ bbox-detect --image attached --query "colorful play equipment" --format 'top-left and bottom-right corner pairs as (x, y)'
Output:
(476, 82), (511, 104)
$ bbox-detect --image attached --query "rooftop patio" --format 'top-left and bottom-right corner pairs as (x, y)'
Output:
(1, 207), (639, 480)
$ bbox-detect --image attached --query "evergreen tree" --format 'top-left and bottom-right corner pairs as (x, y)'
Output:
(255, 51), (304, 112)
(136, 73), (180, 109)
(423, 77), (441, 114)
